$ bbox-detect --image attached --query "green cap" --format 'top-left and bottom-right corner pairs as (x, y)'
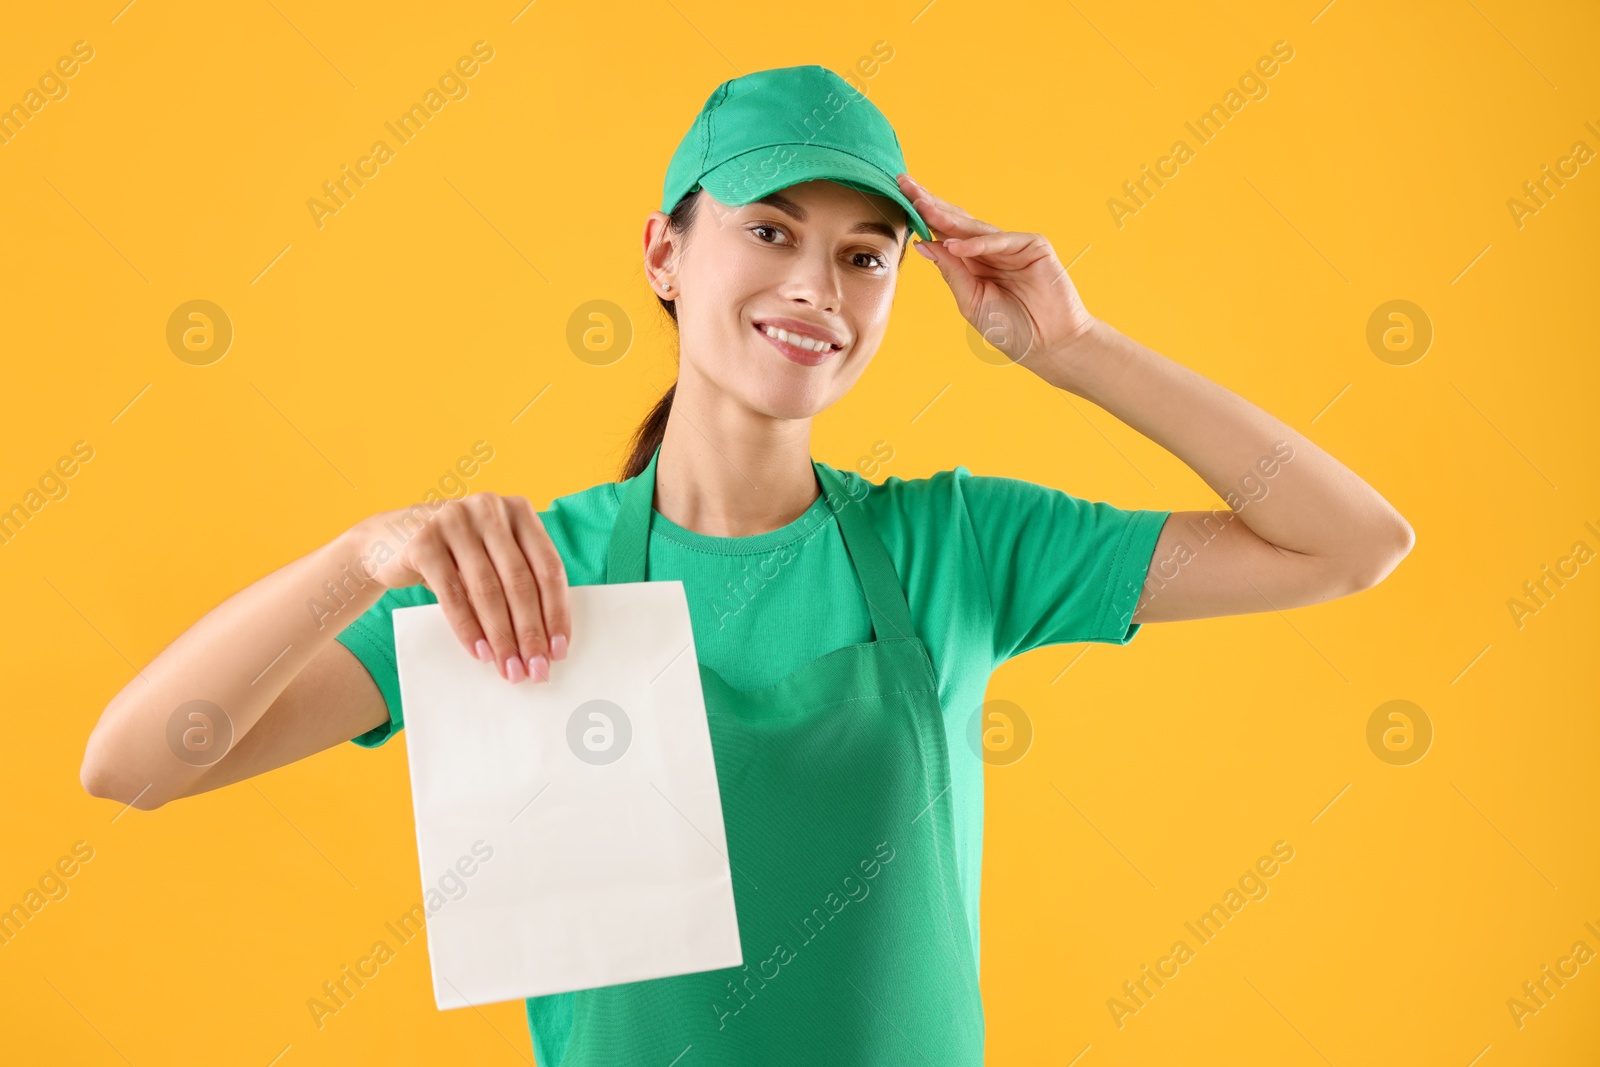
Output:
(661, 65), (931, 243)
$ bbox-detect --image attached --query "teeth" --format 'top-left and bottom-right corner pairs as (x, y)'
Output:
(760, 324), (835, 353)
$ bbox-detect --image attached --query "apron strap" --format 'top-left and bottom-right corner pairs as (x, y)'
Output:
(605, 443), (917, 643)
(604, 443), (658, 585)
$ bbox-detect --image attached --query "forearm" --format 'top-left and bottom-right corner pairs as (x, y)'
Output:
(81, 521), (386, 809)
(1038, 317), (1413, 565)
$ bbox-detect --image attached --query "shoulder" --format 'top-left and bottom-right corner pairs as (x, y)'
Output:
(832, 459), (1149, 523)
(816, 458), (986, 562)
(818, 458), (1026, 525)
(819, 457), (1140, 566)
(818, 457), (967, 498)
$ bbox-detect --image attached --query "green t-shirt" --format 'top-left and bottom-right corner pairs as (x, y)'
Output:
(334, 458), (1169, 1065)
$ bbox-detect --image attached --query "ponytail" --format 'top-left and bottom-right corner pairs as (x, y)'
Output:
(622, 191), (702, 480)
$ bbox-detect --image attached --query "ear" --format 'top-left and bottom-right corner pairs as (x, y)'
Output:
(642, 211), (678, 292)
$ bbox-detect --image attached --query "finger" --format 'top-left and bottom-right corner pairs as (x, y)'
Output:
(916, 239), (983, 317)
(898, 173), (973, 217)
(448, 501), (525, 682)
(910, 195), (1002, 243)
(406, 531), (495, 669)
(895, 173), (982, 232)
(510, 504), (571, 666)
(896, 174), (1000, 239)
(943, 230), (1049, 265)
(477, 498), (552, 683)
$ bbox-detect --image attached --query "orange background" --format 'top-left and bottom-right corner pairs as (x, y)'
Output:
(2, 0), (1597, 1063)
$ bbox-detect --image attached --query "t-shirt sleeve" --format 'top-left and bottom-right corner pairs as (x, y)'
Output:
(334, 584), (438, 748)
(953, 467), (1171, 664)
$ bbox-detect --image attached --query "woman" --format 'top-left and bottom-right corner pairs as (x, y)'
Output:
(81, 65), (1412, 1064)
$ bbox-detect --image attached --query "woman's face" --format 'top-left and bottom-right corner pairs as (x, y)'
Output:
(646, 179), (910, 421)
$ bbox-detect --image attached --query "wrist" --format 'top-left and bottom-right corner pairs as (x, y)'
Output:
(1035, 316), (1115, 394)
(339, 515), (393, 588)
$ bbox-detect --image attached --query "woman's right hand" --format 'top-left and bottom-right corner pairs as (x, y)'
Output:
(357, 494), (570, 683)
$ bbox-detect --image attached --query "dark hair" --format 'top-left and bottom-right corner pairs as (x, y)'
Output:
(621, 191), (702, 481)
(620, 189), (913, 480)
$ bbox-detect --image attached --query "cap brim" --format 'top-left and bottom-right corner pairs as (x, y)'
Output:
(694, 144), (932, 243)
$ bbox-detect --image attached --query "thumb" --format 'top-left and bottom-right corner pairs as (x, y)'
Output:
(915, 240), (980, 312)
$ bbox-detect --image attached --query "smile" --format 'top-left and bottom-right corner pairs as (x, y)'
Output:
(753, 322), (843, 367)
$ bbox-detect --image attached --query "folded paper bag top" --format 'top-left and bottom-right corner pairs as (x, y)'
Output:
(392, 580), (742, 1008)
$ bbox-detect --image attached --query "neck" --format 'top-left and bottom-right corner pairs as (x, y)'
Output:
(652, 400), (819, 539)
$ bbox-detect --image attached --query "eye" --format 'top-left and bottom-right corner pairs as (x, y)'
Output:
(747, 223), (889, 273)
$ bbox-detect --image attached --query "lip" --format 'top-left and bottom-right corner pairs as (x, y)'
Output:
(752, 319), (845, 367)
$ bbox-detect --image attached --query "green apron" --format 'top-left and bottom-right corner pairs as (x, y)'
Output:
(552, 444), (985, 1065)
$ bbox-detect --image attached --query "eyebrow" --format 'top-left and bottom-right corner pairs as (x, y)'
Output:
(753, 192), (906, 246)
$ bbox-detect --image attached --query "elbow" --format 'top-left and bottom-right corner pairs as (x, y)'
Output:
(79, 728), (108, 799)
(1345, 518), (1416, 593)
(79, 756), (122, 805)
(81, 764), (166, 811)
(79, 729), (166, 811)
(79, 753), (100, 799)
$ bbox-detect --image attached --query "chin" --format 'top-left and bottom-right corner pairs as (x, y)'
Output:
(748, 378), (836, 421)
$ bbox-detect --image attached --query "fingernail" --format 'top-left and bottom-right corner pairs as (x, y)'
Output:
(549, 633), (568, 661)
(915, 242), (936, 260)
(505, 655), (527, 682)
(529, 654), (550, 683)
(475, 639), (492, 663)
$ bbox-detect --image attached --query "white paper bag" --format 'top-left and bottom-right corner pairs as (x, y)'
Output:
(392, 580), (743, 1010)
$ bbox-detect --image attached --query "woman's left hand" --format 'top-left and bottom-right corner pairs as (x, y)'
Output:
(897, 173), (1097, 375)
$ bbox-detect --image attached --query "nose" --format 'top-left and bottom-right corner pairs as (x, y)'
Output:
(781, 247), (842, 314)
